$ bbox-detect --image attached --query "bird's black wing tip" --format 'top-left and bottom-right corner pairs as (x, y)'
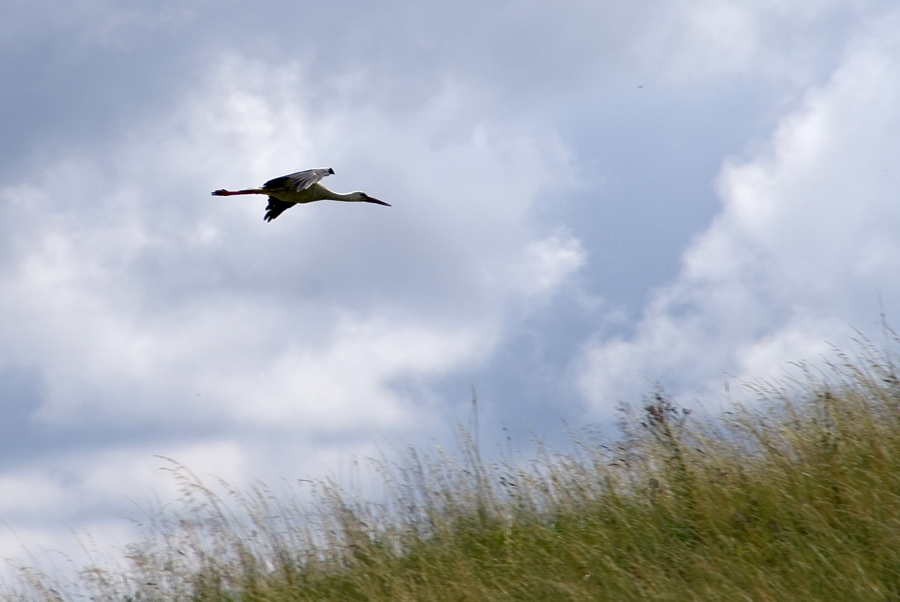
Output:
(263, 196), (294, 222)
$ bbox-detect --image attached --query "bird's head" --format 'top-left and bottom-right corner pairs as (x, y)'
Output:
(357, 192), (391, 206)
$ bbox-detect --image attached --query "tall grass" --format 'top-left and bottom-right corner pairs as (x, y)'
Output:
(7, 344), (900, 601)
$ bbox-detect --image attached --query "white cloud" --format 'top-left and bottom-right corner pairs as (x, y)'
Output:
(631, 0), (891, 86)
(579, 15), (900, 409)
(0, 51), (582, 517)
(512, 234), (586, 297)
(203, 316), (495, 430)
(0, 473), (64, 516)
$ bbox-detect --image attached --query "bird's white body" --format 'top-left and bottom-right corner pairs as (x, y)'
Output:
(212, 167), (389, 221)
(259, 182), (369, 205)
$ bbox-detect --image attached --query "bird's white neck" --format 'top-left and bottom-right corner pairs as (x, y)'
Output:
(318, 186), (366, 202)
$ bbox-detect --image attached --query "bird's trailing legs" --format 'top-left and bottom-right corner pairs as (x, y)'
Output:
(211, 189), (264, 196)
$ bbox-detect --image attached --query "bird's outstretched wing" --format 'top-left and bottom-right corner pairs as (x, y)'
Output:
(264, 197), (295, 222)
(264, 167), (334, 193)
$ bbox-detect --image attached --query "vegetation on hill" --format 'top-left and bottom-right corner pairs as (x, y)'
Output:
(7, 343), (900, 601)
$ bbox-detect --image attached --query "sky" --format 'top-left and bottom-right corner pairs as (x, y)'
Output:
(1, 0), (900, 570)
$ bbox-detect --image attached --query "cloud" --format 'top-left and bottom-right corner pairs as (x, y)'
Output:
(578, 15), (900, 409)
(0, 52), (581, 486)
(629, 0), (900, 87)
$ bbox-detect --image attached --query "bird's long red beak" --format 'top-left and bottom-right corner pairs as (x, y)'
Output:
(365, 197), (391, 206)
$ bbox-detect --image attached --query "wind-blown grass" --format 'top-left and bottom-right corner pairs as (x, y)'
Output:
(7, 344), (900, 601)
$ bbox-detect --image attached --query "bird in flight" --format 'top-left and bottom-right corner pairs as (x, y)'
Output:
(212, 168), (390, 221)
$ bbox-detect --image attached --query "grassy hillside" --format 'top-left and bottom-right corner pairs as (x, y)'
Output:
(7, 345), (900, 601)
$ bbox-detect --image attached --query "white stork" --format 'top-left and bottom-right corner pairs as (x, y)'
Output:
(212, 168), (390, 221)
